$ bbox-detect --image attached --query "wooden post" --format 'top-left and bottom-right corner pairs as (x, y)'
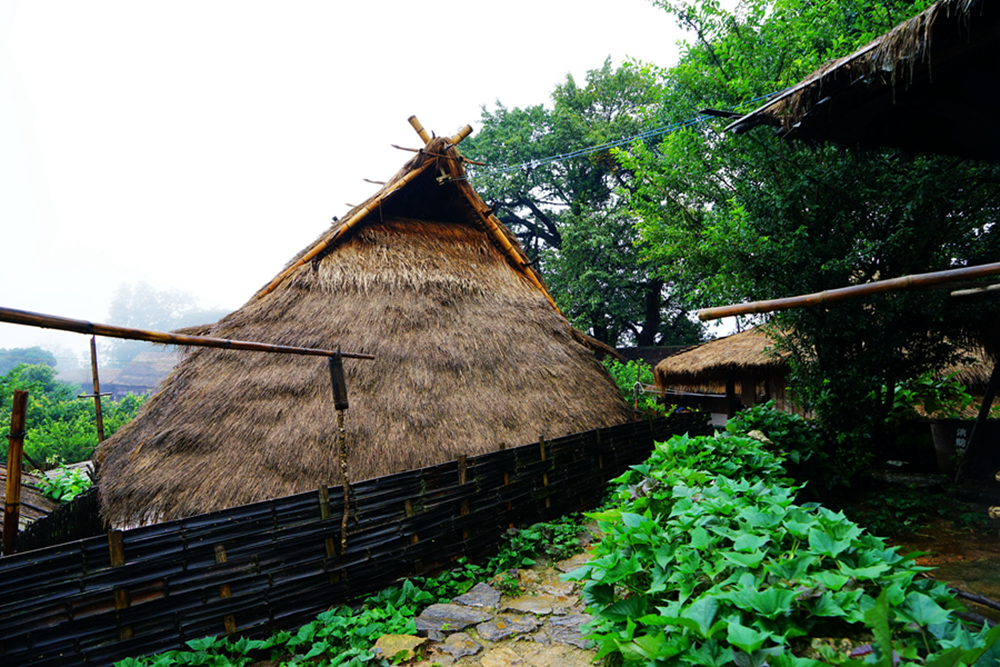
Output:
(540, 437), (551, 509)
(458, 455), (470, 541)
(318, 485), (341, 582)
(214, 544), (237, 635)
(3, 390), (28, 555)
(89, 336), (106, 442)
(956, 358), (1000, 484)
(108, 530), (133, 640)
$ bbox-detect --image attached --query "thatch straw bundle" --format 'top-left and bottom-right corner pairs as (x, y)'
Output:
(97, 135), (631, 526)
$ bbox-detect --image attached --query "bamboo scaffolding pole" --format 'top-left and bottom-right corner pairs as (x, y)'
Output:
(255, 121), (472, 300)
(697, 262), (1000, 321)
(0, 306), (375, 360)
(3, 390), (28, 555)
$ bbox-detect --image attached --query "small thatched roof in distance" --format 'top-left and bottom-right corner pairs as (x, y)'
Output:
(655, 327), (994, 395)
(654, 329), (788, 393)
(97, 124), (632, 527)
(728, 0), (1000, 162)
(0, 466), (58, 535)
(106, 349), (180, 397)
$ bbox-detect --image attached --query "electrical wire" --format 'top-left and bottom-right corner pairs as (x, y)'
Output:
(463, 90), (782, 180)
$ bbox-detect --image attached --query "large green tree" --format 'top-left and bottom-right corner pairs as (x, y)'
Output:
(622, 0), (1000, 476)
(103, 282), (229, 366)
(462, 59), (705, 347)
(0, 347), (57, 375)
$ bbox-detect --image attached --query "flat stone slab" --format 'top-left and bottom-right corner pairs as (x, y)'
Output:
(453, 582), (501, 608)
(546, 613), (594, 649)
(480, 646), (531, 667)
(414, 603), (493, 633)
(476, 615), (541, 641)
(372, 634), (426, 661)
(439, 631), (482, 658)
(504, 594), (556, 615)
(555, 552), (593, 573)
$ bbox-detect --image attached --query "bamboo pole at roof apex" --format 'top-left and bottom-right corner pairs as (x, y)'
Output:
(254, 119), (472, 300)
(0, 306), (375, 360)
(697, 261), (1000, 321)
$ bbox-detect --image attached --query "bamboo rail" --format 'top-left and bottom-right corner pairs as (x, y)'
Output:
(254, 120), (473, 300)
(0, 306), (375, 360)
(697, 262), (1000, 321)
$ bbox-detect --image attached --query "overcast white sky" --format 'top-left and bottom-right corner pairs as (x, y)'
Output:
(1, 0), (690, 365)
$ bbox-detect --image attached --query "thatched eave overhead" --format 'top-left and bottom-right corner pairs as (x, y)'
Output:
(728, 0), (1000, 162)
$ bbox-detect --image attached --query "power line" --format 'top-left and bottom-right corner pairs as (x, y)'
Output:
(463, 91), (782, 180)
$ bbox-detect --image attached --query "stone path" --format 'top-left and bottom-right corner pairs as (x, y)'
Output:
(372, 551), (598, 667)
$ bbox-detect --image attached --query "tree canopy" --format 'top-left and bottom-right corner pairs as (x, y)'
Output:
(103, 282), (229, 366)
(618, 0), (1000, 476)
(461, 60), (706, 347)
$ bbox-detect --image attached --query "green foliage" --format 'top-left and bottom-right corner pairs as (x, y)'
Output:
(0, 346), (57, 375)
(890, 373), (975, 422)
(461, 60), (705, 347)
(569, 429), (1000, 665)
(0, 364), (147, 465)
(38, 465), (93, 502)
(622, 0), (1000, 478)
(603, 359), (664, 415)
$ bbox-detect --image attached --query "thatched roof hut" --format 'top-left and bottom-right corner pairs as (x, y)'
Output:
(728, 0), (1000, 162)
(96, 124), (632, 526)
(105, 349), (180, 399)
(654, 329), (794, 417)
(655, 327), (994, 418)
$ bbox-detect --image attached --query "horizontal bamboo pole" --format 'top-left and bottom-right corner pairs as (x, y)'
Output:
(0, 306), (375, 360)
(255, 123), (473, 300)
(697, 262), (1000, 321)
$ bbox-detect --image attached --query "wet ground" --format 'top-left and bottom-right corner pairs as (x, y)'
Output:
(890, 517), (1000, 622)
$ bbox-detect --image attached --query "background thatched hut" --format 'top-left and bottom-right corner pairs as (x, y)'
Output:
(96, 128), (632, 526)
(656, 328), (994, 423)
(654, 329), (793, 422)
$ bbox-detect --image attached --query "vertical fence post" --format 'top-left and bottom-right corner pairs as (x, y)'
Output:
(319, 486), (341, 583)
(214, 544), (237, 635)
(539, 436), (551, 510)
(109, 530), (133, 640)
(3, 389), (28, 556)
(457, 455), (470, 541)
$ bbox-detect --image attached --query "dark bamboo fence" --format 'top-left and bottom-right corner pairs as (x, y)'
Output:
(0, 413), (710, 667)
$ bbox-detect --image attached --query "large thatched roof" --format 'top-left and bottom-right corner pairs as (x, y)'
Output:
(728, 0), (1000, 162)
(97, 128), (632, 526)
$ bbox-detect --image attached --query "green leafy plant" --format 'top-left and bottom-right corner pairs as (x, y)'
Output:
(37, 465), (93, 502)
(567, 430), (1000, 665)
(890, 372), (975, 422)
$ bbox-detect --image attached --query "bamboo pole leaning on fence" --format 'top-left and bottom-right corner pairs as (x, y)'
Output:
(2, 390), (28, 555)
(0, 306), (374, 360)
(697, 262), (1000, 321)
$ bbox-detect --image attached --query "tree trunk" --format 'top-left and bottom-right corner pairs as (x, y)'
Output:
(636, 280), (664, 346)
